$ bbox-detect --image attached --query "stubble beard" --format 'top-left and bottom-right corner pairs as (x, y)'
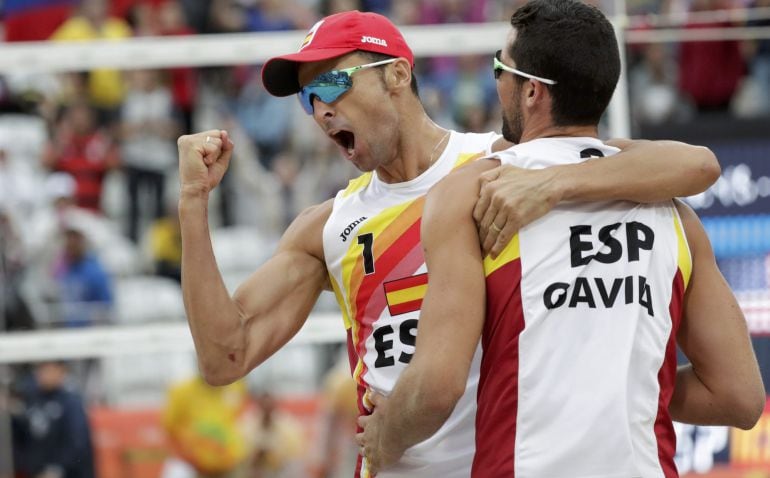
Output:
(501, 106), (523, 144)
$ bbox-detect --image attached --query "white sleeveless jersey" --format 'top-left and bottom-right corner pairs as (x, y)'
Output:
(323, 130), (499, 478)
(474, 137), (691, 478)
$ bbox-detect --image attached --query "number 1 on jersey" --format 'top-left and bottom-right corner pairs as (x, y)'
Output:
(358, 233), (375, 275)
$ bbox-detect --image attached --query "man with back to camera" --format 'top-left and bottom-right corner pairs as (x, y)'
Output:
(177, 9), (723, 477)
(357, 1), (765, 476)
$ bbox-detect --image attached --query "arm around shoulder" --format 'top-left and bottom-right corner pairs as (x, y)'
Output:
(560, 140), (720, 203)
(670, 200), (764, 429)
(374, 164), (488, 456)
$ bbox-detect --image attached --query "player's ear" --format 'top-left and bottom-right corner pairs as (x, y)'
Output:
(524, 79), (548, 107)
(386, 58), (412, 93)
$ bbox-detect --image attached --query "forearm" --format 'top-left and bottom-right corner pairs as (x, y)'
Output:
(670, 364), (762, 430)
(179, 191), (247, 384)
(670, 364), (725, 425)
(558, 141), (719, 203)
(378, 364), (460, 456)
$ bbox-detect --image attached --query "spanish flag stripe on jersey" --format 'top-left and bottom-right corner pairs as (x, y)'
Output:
(336, 198), (426, 408)
(383, 271), (429, 292)
(351, 218), (422, 394)
(341, 198), (418, 397)
(343, 199), (421, 314)
(388, 298), (425, 316)
(386, 283), (427, 306)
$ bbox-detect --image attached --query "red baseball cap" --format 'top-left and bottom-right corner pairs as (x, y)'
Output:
(261, 10), (414, 97)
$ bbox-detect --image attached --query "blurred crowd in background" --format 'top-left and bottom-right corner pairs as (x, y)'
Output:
(0, 0), (769, 475)
(0, 0), (768, 335)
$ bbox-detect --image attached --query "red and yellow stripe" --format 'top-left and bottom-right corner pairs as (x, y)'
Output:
(484, 234), (521, 277)
(338, 197), (426, 411)
(672, 211), (692, 289)
(384, 273), (428, 316)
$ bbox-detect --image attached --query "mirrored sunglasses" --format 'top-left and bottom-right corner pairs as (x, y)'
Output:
(297, 58), (398, 114)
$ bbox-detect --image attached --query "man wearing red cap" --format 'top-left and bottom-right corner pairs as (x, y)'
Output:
(176, 10), (720, 477)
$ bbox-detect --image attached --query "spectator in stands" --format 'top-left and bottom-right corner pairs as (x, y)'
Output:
(362, 0), (392, 14)
(320, 0), (364, 16)
(207, 0), (248, 33)
(678, 0), (746, 112)
(178, 0), (212, 33)
(51, 222), (114, 327)
(25, 173), (109, 275)
(419, 0), (489, 24)
(158, 0), (199, 133)
(271, 152), (302, 228)
(245, 0), (301, 31)
(162, 375), (252, 478)
(390, 0), (422, 24)
(147, 205), (183, 283)
(449, 55), (497, 132)
(41, 102), (120, 213)
(193, 69), (238, 227)
(126, 1), (158, 36)
(120, 69), (180, 242)
(745, 0), (770, 115)
(4, 0), (74, 42)
(417, 1), (492, 119)
(0, 210), (35, 332)
(248, 390), (305, 478)
(38, 72), (90, 131)
(313, 360), (358, 478)
(50, 0), (133, 121)
(11, 361), (95, 478)
(235, 70), (292, 170)
(629, 43), (694, 124)
(0, 148), (38, 225)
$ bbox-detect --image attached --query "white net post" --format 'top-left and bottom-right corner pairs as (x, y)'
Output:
(608, 2), (632, 139)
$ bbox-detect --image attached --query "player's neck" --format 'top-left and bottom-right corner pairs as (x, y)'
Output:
(520, 122), (598, 143)
(376, 112), (449, 184)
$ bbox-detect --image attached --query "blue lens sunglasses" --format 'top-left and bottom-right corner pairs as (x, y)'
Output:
(297, 58), (398, 114)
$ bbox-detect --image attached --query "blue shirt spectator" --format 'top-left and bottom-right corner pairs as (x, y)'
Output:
(53, 227), (113, 327)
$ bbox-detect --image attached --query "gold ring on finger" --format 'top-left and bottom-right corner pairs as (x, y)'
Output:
(491, 222), (503, 233)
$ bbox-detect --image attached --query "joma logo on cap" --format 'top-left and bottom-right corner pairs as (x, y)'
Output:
(361, 36), (387, 47)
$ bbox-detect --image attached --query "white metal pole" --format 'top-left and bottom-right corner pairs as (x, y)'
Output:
(608, 0), (632, 139)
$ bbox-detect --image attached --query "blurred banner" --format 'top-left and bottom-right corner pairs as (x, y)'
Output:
(642, 116), (770, 476)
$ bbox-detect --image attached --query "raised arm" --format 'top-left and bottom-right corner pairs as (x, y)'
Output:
(357, 161), (490, 474)
(669, 200), (764, 429)
(178, 130), (330, 386)
(476, 139), (720, 257)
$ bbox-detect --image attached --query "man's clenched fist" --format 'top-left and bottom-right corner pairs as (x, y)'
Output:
(177, 129), (234, 197)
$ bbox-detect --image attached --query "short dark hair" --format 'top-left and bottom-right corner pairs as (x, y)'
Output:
(358, 51), (420, 98)
(508, 0), (620, 126)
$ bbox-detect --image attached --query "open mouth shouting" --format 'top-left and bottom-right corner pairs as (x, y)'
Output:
(329, 128), (356, 161)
